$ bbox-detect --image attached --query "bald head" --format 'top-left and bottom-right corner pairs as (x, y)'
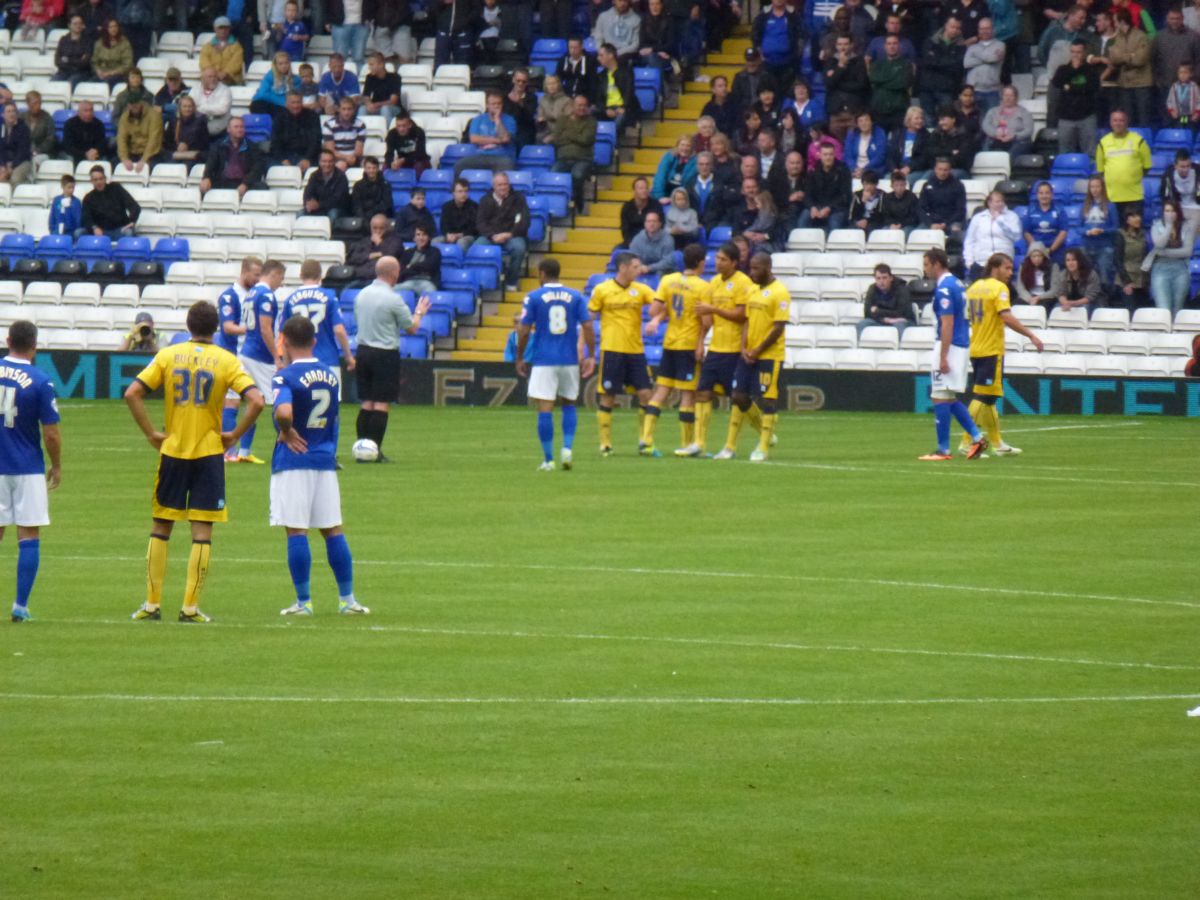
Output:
(376, 256), (401, 283)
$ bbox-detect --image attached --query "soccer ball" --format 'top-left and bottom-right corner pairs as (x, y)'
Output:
(352, 439), (379, 462)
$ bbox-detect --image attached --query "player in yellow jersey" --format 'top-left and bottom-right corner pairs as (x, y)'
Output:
(681, 242), (758, 457)
(641, 243), (708, 455)
(961, 253), (1044, 456)
(718, 252), (789, 461)
(125, 301), (265, 623)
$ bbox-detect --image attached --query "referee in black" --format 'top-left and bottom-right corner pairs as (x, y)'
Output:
(353, 256), (430, 461)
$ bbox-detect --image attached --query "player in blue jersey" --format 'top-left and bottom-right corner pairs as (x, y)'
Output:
(271, 316), (366, 616)
(515, 258), (596, 471)
(219, 256), (262, 462)
(276, 260), (355, 374)
(0, 322), (61, 622)
(235, 258), (286, 464)
(919, 249), (988, 462)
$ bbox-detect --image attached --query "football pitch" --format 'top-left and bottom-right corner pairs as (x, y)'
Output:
(2, 402), (1196, 899)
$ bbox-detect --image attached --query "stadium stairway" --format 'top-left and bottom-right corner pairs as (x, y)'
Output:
(449, 31), (753, 361)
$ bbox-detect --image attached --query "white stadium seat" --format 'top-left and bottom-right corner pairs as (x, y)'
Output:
(1148, 333), (1193, 356)
(1064, 329), (1107, 354)
(899, 326), (936, 351)
(814, 325), (856, 349)
(1048, 307), (1088, 329)
(1003, 351), (1045, 374)
(1085, 355), (1128, 376)
(1173, 309), (1200, 332)
(1088, 308), (1130, 330)
(62, 283), (101, 306)
(1130, 308), (1173, 332)
(834, 348), (877, 370)
(858, 325), (900, 350)
(1127, 356), (1174, 377)
(786, 348), (835, 369)
(796, 302), (838, 325)
(786, 228), (825, 252)
(784, 324), (817, 347)
(874, 350), (922, 371)
(826, 229), (865, 253)
(1010, 305), (1048, 330)
(1043, 353), (1087, 375)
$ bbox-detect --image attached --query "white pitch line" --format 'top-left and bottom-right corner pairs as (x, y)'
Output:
(763, 460), (1200, 489)
(49, 554), (1200, 611)
(0, 691), (1197, 708)
(1003, 422), (1146, 434)
(46, 618), (1198, 673)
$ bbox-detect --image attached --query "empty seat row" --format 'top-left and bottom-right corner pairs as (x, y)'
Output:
(784, 347), (1188, 377)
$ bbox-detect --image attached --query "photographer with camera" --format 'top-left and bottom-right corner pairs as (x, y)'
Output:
(123, 312), (160, 353)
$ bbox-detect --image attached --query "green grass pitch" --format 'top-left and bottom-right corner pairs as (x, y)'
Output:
(2, 401), (1196, 899)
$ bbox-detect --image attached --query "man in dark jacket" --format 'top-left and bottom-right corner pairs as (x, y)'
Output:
(557, 37), (599, 98)
(476, 171), (530, 291)
(347, 213), (405, 284)
(438, 178), (479, 250)
(303, 149), (352, 220)
(878, 170), (921, 234)
(925, 110), (976, 180)
(63, 101), (109, 165)
(824, 35), (870, 134)
(686, 152), (726, 229)
(200, 116), (266, 196)
(81, 165), (140, 237)
(619, 177), (654, 246)
(351, 156), (395, 220)
(54, 14), (93, 88)
(855, 262), (914, 336)
(798, 143), (851, 232)
(918, 158), (968, 238)
(0, 104), (33, 185)
(593, 43), (641, 133)
(397, 225), (443, 294)
(776, 150), (806, 229)
(394, 188), (437, 241)
(730, 48), (776, 117)
(917, 17), (965, 118)
(270, 91), (322, 171)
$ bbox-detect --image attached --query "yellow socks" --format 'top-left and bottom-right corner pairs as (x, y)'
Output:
(694, 400), (712, 450)
(745, 403), (763, 435)
(182, 540), (211, 614)
(758, 413), (777, 454)
(146, 534), (168, 608)
(641, 402), (661, 445)
(678, 405), (695, 447)
(980, 402), (1002, 446)
(597, 407), (613, 448)
(725, 405), (745, 451)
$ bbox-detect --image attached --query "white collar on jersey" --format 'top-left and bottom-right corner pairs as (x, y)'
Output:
(292, 357), (319, 364)
(2, 355), (30, 364)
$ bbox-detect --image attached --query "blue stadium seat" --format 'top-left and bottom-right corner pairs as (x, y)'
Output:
(35, 234), (73, 264)
(114, 236), (151, 265)
(633, 67), (662, 116)
(534, 171), (572, 218)
(1050, 153), (1090, 177)
(461, 169), (493, 191)
(437, 143), (473, 170)
(398, 289), (416, 311)
(52, 109), (71, 140)
(530, 38), (566, 71)
(439, 268), (476, 296)
(584, 273), (606, 296)
(3, 233), (36, 264)
(419, 168), (455, 189)
(95, 109), (114, 137)
(433, 242), (463, 265)
(706, 225), (732, 248)
(340, 310), (356, 335)
(339, 287), (360, 312)
(399, 333), (429, 359)
(1156, 128), (1193, 152)
(425, 189), (450, 211)
(1148, 151), (1173, 178)
(464, 243), (501, 290)
(518, 145), (556, 171)
(644, 343), (663, 365)
(418, 308), (452, 338)
(508, 170), (534, 193)
(1190, 258), (1200, 296)
(583, 36), (597, 53)
(384, 168), (416, 189)
(152, 237), (190, 264)
(1062, 203), (1081, 226)
(443, 289), (476, 316)
(1131, 127), (1153, 147)
(242, 113), (273, 144)
(594, 121), (616, 168)
(73, 234), (112, 261)
(392, 189), (412, 209)
(526, 195), (549, 244)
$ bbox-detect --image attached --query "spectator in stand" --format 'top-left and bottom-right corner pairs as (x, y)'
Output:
(955, 85), (983, 143)
(964, 189), (1021, 278)
(472, 0), (508, 65)
(549, 94), (596, 213)
(652, 135), (697, 203)
(351, 155), (394, 221)
(557, 37), (599, 100)
(842, 0), (875, 44)
(685, 151), (724, 229)
(856, 263), (914, 336)
(917, 16), (964, 119)
(844, 110), (887, 179)
(693, 116), (716, 154)
(638, 0), (678, 81)
(593, 42), (639, 134)
(503, 68), (538, 151)
(437, 178), (479, 250)
(918, 157), (967, 240)
(1051, 247), (1104, 312)
(455, 90), (517, 177)
(200, 116), (266, 197)
(360, 52), (402, 123)
(372, 0), (415, 65)
(200, 17), (246, 86)
(53, 14), (92, 88)
(63, 101), (107, 165)
(818, 6), (862, 65)
(116, 100), (162, 173)
(701, 75), (740, 138)
(592, 0), (641, 62)
(1167, 62), (1200, 130)
(1149, 199), (1196, 314)
(1081, 174), (1119, 283)
(1054, 41), (1100, 155)
(1108, 9), (1154, 126)
(665, 188), (699, 249)
(867, 13), (916, 62)
(751, 0), (803, 93)
(924, 107), (973, 182)
(799, 142), (851, 232)
(868, 34), (915, 131)
(732, 48), (776, 117)
(81, 165), (139, 237)
(710, 132), (739, 185)
(735, 109), (763, 156)
(348, 213), (404, 284)
(394, 188), (436, 241)
(114, 0), (151, 63)
(619, 176), (654, 246)
(777, 150), (806, 229)
(270, 91), (321, 171)
(1097, 109), (1152, 215)
(780, 78), (824, 139)
(23, 92), (55, 166)
(303, 149), (352, 220)
(112, 68), (154, 122)
(982, 85), (1033, 156)
(78, 0), (114, 44)
(878, 168), (920, 235)
(163, 95), (209, 163)
(49, 175), (82, 237)
(397, 225), (442, 295)
(1161, 150), (1200, 230)
(963, 18), (1004, 112)
(947, 0), (985, 42)
(630, 208), (677, 273)
(252, 52), (301, 115)
(1023, 181), (1068, 264)
(297, 62), (321, 109)
(21, 0), (58, 40)
(1090, 12), (1121, 124)
(850, 169), (884, 231)
(1015, 242), (1057, 305)
(1187, 0), (1200, 33)
(1114, 209), (1150, 309)
(155, 68), (190, 122)
(824, 34), (871, 137)
(476, 171), (530, 292)
(1153, 9), (1200, 112)
(194, 67), (233, 138)
(0, 105), (32, 186)
(743, 190), (779, 251)
(327, 0), (370, 71)
(756, 128), (787, 198)
(805, 121), (843, 170)
(751, 83), (780, 131)
(537, 75), (571, 139)
(268, 0), (310, 62)
(887, 106), (930, 184)
(323, 96), (366, 170)
(385, 114), (430, 176)
(92, 19), (133, 87)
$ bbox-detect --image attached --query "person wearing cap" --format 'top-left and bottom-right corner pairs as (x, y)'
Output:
(116, 99), (163, 173)
(154, 67), (191, 122)
(200, 16), (246, 86)
(123, 312), (160, 353)
(111, 67), (154, 122)
(731, 48), (776, 119)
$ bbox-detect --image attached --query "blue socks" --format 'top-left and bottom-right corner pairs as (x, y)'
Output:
(15, 538), (38, 610)
(537, 411), (554, 462)
(950, 400), (982, 441)
(934, 403), (952, 453)
(286, 534), (311, 604)
(239, 423), (256, 454)
(221, 406), (237, 433)
(561, 404), (577, 450)
(324, 533), (354, 601)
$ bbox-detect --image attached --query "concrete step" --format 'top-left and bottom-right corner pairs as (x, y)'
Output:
(449, 350), (505, 361)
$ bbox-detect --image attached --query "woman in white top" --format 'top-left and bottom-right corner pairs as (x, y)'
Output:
(963, 190), (1022, 279)
(1149, 199), (1196, 314)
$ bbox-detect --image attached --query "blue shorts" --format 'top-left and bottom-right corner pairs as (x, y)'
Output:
(698, 351), (740, 396)
(599, 350), (652, 396)
(732, 358), (782, 401)
(153, 454), (227, 522)
(656, 348), (699, 390)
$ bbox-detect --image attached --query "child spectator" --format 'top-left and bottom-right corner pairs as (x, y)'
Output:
(850, 169), (883, 231)
(274, 0), (310, 62)
(297, 63), (321, 110)
(665, 188), (699, 249)
(1166, 63), (1200, 131)
(48, 174), (81, 236)
(394, 188), (437, 241)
